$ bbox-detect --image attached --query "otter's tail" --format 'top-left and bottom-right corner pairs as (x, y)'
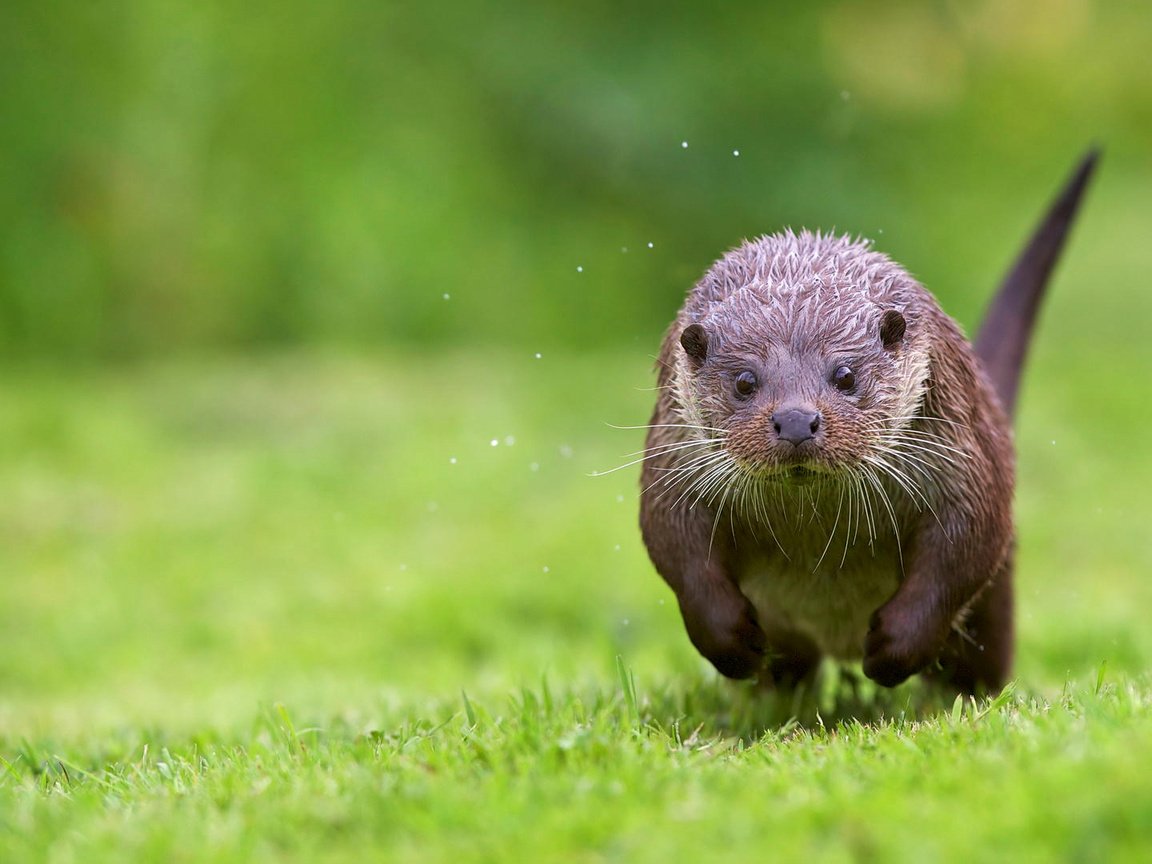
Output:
(974, 149), (1099, 420)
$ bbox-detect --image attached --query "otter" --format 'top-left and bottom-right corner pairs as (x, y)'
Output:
(639, 152), (1098, 693)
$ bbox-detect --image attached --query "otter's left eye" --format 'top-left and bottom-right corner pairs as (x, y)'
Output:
(733, 371), (758, 399)
(832, 365), (856, 392)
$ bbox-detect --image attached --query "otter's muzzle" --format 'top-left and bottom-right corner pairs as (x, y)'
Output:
(772, 407), (821, 446)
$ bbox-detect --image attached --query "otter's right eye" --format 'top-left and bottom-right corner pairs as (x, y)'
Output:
(733, 371), (758, 399)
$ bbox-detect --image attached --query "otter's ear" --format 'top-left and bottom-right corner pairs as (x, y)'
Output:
(879, 310), (906, 351)
(680, 324), (709, 363)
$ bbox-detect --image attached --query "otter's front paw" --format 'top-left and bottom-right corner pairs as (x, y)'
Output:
(680, 591), (768, 680)
(862, 605), (941, 688)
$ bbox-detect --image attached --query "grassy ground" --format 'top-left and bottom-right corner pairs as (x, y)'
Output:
(1, 345), (1151, 861)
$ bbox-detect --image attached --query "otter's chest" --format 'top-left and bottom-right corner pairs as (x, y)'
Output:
(736, 547), (902, 660)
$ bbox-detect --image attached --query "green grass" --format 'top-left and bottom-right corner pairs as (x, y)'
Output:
(5, 677), (1152, 862)
(1, 348), (1151, 861)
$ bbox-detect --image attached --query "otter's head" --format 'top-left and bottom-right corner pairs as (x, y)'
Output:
(673, 232), (932, 483)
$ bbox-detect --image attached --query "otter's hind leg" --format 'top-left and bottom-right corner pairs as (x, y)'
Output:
(759, 624), (822, 688)
(935, 562), (1015, 695)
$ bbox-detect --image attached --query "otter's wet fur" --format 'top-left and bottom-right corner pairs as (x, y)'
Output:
(638, 152), (1097, 693)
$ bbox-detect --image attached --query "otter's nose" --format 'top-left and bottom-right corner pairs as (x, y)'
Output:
(772, 408), (821, 446)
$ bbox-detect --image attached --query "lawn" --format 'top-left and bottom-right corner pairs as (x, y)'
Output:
(1, 342), (1150, 861)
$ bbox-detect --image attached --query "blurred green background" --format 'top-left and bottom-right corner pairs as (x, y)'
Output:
(3, 0), (1150, 360)
(1, 0), (1150, 734)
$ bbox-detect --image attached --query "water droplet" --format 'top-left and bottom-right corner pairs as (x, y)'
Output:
(504, 435), (516, 446)
(681, 140), (688, 148)
(449, 456), (457, 465)
(614, 544), (621, 552)
(399, 563), (408, 572)
(621, 246), (629, 253)
(490, 439), (499, 447)
(442, 293), (451, 300)
(1051, 440), (1057, 445)
(647, 242), (654, 249)
(622, 618), (630, 626)
(616, 494), (624, 503)
(576, 265), (583, 273)
(542, 565), (550, 573)
(733, 149), (740, 157)
(530, 462), (540, 472)
(534, 352), (542, 359)
(559, 444), (574, 458)
(658, 598), (665, 606)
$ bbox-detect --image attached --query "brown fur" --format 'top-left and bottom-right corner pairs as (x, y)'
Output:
(639, 231), (1015, 693)
(638, 152), (1097, 695)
